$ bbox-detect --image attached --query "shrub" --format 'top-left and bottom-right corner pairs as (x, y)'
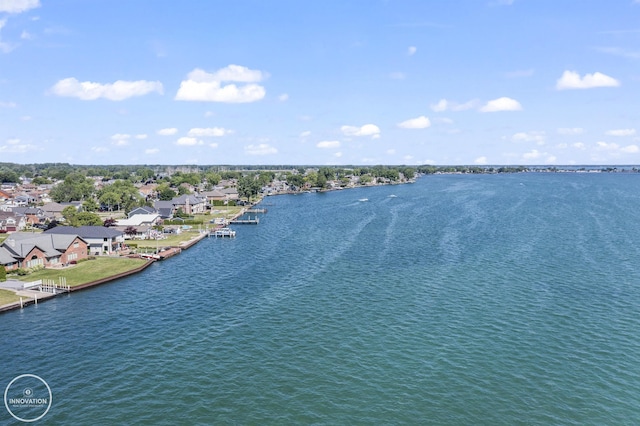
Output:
(0, 266), (6, 282)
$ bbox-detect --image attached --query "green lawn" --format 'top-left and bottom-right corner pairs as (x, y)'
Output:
(13, 257), (148, 287)
(0, 289), (21, 305)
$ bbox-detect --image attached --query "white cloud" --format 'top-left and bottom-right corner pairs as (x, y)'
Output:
(299, 131), (311, 138)
(407, 46), (417, 56)
(341, 124), (381, 138)
(389, 72), (406, 80)
(244, 143), (277, 155)
(573, 142), (585, 149)
(145, 148), (159, 154)
(334, 152), (343, 158)
(111, 134), (131, 146)
(480, 97), (522, 112)
(557, 127), (584, 135)
(135, 134), (147, 140)
(157, 127), (178, 136)
(175, 66), (267, 103)
(386, 149), (396, 155)
(511, 131), (545, 144)
(398, 115), (431, 129)
(430, 98), (477, 112)
(474, 156), (488, 165)
(0, 101), (16, 108)
(0, 0), (40, 13)
(209, 143), (219, 149)
(317, 140), (340, 149)
(187, 127), (232, 137)
(207, 64), (266, 82)
(556, 70), (620, 90)
(606, 128), (636, 136)
(596, 141), (619, 151)
(51, 78), (163, 101)
(90, 146), (108, 153)
(278, 93), (289, 101)
(20, 30), (33, 39)
(596, 141), (639, 154)
(176, 137), (203, 146)
(523, 149), (542, 159)
(0, 138), (37, 153)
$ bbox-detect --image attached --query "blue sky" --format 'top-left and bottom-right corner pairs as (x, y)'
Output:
(1, 0), (640, 166)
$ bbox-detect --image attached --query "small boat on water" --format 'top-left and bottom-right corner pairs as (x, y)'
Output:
(359, 198), (369, 202)
(388, 194), (397, 198)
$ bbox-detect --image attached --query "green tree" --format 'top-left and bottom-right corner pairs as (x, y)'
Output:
(50, 172), (95, 202)
(83, 198), (99, 212)
(0, 265), (6, 282)
(99, 192), (121, 211)
(238, 175), (260, 201)
(157, 184), (176, 201)
(72, 212), (103, 226)
(62, 206), (78, 223)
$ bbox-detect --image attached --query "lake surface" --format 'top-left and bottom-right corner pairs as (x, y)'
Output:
(2, 173), (640, 425)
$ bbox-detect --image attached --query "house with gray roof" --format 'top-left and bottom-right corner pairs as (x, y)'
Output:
(0, 232), (88, 271)
(44, 226), (124, 255)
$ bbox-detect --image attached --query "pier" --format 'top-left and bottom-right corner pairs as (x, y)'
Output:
(211, 227), (236, 238)
(230, 217), (260, 225)
(246, 208), (267, 214)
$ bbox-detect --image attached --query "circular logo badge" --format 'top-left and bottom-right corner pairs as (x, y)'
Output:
(4, 374), (52, 423)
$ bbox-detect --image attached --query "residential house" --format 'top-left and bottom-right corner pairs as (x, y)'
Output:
(41, 202), (67, 220)
(171, 194), (207, 215)
(128, 206), (157, 218)
(154, 201), (175, 219)
(200, 189), (227, 204)
(0, 232), (88, 271)
(0, 211), (26, 232)
(11, 207), (47, 226)
(115, 214), (161, 239)
(0, 189), (11, 201)
(44, 226), (124, 256)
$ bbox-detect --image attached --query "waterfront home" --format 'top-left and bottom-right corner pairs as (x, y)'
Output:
(115, 225), (152, 240)
(0, 232), (88, 271)
(116, 214), (161, 227)
(44, 226), (124, 256)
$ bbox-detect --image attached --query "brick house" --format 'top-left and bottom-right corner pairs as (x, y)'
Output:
(0, 232), (88, 271)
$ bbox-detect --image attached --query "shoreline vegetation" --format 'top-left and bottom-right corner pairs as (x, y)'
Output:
(1, 162), (639, 314)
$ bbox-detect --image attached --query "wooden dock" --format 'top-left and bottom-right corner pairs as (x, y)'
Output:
(246, 208), (267, 214)
(230, 218), (259, 225)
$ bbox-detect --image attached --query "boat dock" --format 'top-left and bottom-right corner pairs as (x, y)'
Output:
(211, 227), (236, 237)
(246, 208), (267, 214)
(230, 217), (260, 225)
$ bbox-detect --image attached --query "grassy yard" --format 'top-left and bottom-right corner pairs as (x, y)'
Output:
(12, 257), (148, 287)
(0, 289), (21, 305)
(0, 234), (7, 244)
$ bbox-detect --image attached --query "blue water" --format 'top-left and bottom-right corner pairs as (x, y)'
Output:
(2, 173), (640, 425)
